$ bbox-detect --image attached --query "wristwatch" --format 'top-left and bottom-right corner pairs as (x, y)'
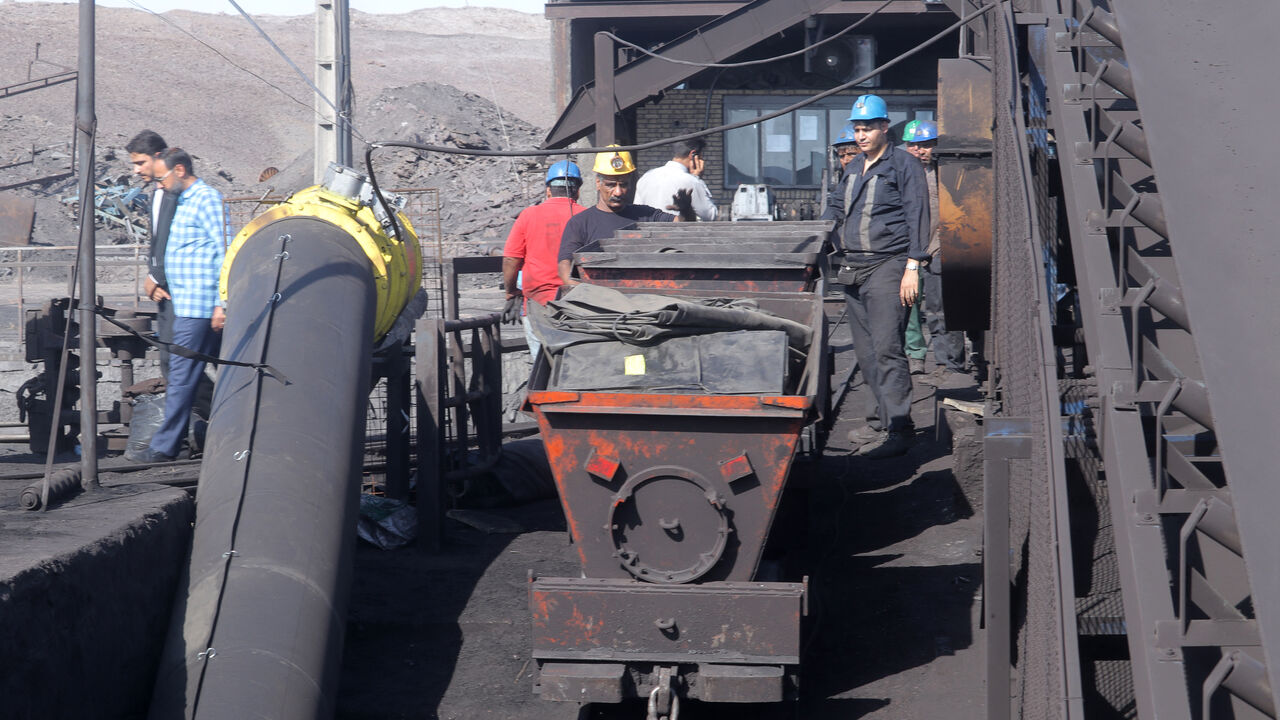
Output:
(905, 260), (920, 271)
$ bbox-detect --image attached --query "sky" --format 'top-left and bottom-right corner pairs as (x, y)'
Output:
(12, 0), (547, 15)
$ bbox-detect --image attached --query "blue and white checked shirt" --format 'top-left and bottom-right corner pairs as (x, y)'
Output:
(164, 179), (227, 318)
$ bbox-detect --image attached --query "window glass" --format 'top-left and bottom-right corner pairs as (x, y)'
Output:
(795, 109), (825, 186)
(723, 95), (935, 188)
(829, 108), (848, 142)
(761, 115), (793, 185)
(725, 108), (760, 187)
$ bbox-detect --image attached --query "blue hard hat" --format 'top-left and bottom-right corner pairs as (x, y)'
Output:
(848, 94), (888, 122)
(832, 121), (858, 147)
(545, 160), (582, 186)
(903, 119), (939, 142)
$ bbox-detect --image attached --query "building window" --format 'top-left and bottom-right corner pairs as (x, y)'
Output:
(723, 95), (936, 189)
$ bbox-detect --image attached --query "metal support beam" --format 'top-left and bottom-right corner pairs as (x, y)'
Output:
(415, 316), (445, 552)
(594, 32), (617, 146)
(75, 0), (97, 487)
(543, 0), (844, 148)
(984, 418), (1032, 720)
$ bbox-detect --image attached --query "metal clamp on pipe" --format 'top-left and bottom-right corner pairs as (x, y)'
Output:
(220, 162), (423, 342)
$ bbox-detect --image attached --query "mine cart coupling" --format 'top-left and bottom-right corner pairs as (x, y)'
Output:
(646, 666), (680, 720)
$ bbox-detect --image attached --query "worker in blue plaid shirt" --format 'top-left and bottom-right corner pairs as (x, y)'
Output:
(126, 147), (227, 462)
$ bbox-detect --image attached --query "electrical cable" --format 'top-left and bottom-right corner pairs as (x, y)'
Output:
(367, 2), (998, 163)
(188, 233), (291, 716)
(225, 0), (368, 145)
(123, 0), (368, 145)
(599, 0), (896, 69)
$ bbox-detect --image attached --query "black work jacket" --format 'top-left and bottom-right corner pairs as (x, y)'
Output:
(822, 143), (930, 264)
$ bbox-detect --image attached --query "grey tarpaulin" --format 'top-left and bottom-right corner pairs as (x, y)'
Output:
(527, 283), (811, 353)
(455, 438), (558, 508)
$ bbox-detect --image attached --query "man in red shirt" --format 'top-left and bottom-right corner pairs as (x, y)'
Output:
(502, 160), (587, 356)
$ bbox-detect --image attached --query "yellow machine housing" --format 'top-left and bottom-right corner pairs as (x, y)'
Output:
(221, 185), (423, 341)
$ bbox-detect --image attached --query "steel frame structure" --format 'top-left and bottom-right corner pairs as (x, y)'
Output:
(993, 1), (1276, 718)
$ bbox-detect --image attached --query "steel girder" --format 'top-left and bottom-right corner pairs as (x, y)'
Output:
(1031, 2), (1275, 719)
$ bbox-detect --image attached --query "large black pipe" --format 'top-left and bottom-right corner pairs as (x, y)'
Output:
(149, 215), (376, 719)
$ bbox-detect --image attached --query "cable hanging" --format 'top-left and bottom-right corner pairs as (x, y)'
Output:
(599, 0), (896, 70)
(124, 0), (369, 146)
(367, 2), (999, 162)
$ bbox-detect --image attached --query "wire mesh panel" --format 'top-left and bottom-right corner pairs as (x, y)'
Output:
(990, 5), (1067, 719)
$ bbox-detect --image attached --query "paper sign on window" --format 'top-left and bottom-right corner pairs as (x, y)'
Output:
(765, 134), (791, 153)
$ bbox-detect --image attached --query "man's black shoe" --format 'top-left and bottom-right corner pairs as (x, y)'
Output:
(125, 446), (176, 463)
(861, 430), (915, 459)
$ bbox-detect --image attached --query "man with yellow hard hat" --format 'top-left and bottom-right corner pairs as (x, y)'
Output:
(557, 147), (696, 286)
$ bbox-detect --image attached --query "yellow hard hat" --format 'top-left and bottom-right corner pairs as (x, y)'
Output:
(593, 146), (636, 176)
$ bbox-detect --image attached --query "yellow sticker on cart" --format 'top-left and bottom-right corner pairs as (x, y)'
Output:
(624, 355), (646, 375)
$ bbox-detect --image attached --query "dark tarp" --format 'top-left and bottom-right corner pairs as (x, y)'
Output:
(527, 283), (811, 354)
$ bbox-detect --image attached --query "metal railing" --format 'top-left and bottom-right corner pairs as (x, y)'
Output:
(0, 243), (151, 345)
(412, 311), (506, 551)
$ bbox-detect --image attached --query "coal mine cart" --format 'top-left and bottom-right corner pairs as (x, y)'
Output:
(524, 220), (833, 717)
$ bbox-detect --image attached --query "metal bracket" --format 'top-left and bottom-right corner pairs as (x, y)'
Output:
(984, 418), (1033, 720)
(646, 665), (680, 720)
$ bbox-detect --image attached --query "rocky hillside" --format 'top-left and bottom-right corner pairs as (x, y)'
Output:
(0, 3), (556, 247)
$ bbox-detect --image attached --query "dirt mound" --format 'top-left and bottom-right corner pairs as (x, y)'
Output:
(0, 3), (554, 249)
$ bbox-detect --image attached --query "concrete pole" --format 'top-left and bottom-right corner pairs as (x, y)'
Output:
(75, 0), (97, 486)
(314, 0), (352, 182)
(594, 32), (616, 146)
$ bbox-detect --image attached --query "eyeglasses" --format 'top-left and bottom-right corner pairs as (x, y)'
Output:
(836, 150), (859, 159)
(155, 169), (173, 184)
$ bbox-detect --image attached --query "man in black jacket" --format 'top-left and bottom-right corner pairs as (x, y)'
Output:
(822, 95), (931, 458)
(126, 130), (177, 377)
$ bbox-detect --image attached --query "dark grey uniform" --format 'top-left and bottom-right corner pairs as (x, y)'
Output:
(822, 143), (930, 433)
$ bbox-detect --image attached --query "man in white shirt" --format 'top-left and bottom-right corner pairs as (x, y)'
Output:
(635, 138), (718, 221)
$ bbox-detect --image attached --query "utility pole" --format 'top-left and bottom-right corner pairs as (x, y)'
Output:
(75, 0), (97, 487)
(314, 0), (352, 182)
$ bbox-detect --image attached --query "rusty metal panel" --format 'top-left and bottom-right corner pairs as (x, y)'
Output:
(536, 662), (627, 703)
(937, 159), (994, 330)
(936, 57), (994, 330)
(0, 192), (36, 246)
(573, 245), (822, 292)
(528, 392), (809, 583)
(530, 577), (804, 664)
(938, 57), (995, 149)
(700, 664), (786, 703)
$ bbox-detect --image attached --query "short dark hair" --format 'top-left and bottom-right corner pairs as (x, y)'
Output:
(159, 147), (195, 176)
(549, 185), (578, 198)
(125, 130), (167, 156)
(669, 138), (705, 160)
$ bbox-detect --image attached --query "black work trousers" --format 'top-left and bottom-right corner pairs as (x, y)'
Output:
(922, 260), (966, 371)
(844, 255), (914, 432)
(156, 297), (173, 380)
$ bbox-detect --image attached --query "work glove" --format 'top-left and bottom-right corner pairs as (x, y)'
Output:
(670, 188), (696, 221)
(501, 296), (521, 325)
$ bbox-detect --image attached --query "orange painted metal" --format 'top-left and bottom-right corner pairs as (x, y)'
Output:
(937, 56), (995, 330)
(529, 388), (809, 581)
